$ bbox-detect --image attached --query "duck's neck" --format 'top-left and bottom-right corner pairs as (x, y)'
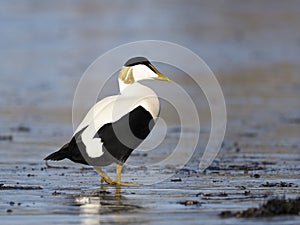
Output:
(119, 80), (150, 94)
(118, 80), (131, 93)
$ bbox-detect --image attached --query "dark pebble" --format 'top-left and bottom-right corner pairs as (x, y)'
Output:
(218, 192), (228, 197)
(6, 209), (13, 213)
(171, 178), (182, 182)
(176, 168), (198, 175)
(244, 190), (251, 196)
(239, 132), (257, 138)
(199, 192), (228, 197)
(219, 210), (233, 217)
(260, 181), (297, 187)
(98, 190), (111, 194)
(9, 201), (15, 206)
(52, 191), (62, 196)
(236, 185), (247, 190)
(11, 126), (31, 132)
(205, 166), (220, 170)
(212, 180), (223, 183)
(179, 200), (201, 206)
(0, 135), (13, 141)
(0, 185), (42, 190)
(253, 174), (260, 178)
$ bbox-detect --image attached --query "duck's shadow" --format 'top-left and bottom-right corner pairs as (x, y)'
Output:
(66, 185), (142, 215)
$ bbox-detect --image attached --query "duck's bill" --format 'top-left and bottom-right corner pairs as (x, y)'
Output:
(150, 64), (170, 81)
(155, 73), (170, 81)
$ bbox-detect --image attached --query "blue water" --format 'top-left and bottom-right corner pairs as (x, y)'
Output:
(0, 0), (300, 107)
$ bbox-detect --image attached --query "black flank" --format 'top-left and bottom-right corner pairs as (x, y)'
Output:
(95, 106), (154, 164)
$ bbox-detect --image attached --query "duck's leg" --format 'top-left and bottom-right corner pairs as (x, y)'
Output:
(94, 165), (140, 186)
(94, 166), (115, 185)
(116, 164), (122, 184)
(115, 164), (140, 186)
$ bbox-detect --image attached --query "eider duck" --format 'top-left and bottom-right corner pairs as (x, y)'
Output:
(44, 57), (170, 186)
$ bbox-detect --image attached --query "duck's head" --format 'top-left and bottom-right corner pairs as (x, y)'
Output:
(118, 57), (170, 91)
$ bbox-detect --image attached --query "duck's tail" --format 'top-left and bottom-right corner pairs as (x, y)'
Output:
(44, 143), (69, 161)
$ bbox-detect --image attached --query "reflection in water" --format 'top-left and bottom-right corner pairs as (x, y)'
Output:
(69, 185), (142, 225)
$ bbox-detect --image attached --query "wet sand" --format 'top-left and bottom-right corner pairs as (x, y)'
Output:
(0, 63), (299, 224)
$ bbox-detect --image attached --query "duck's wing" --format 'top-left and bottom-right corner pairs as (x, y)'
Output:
(74, 95), (119, 134)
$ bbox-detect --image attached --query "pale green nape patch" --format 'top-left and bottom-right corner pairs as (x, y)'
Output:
(118, 66), (135, 84)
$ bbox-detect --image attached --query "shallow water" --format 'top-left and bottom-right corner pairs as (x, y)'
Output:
(1, 1), (300, 224)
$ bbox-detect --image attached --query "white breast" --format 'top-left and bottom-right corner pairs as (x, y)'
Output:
(75, 83), (159, 158)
